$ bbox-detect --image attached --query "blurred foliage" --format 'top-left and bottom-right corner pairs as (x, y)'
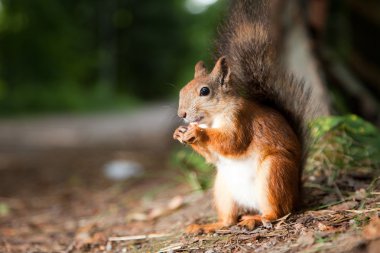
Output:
(170, 147), (214, 191)
(306, 115), (380, 185)
(172, 115), (380, 191)
(0, 0), (227, 114)
(0, 202), (9, 217)
(323, 1), (380, 122)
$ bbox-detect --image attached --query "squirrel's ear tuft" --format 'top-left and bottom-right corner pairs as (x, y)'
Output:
(194, 61), (208, 78)
(211, 56), (231, 87)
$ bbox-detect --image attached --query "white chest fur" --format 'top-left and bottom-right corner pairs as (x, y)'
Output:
(216, 153), (270, 212)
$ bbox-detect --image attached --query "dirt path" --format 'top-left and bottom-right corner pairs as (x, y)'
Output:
(0, 102), (178, 151)
(0, 103), (184, 252)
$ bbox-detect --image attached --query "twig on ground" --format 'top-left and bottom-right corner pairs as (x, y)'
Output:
(275, 213), (292, 227)
(345, 208), (380, 214)
(63, 241), (76, 253)
(108, 233), (171, 242)
(158, 242), (183, 252)
(333, 182), (344, 201)
(329, 216), (354, 226)
(275, 213), (292, 222)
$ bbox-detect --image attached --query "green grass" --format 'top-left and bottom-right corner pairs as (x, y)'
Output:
(170, 147), (214, 191)
(305, 115), (380, 184)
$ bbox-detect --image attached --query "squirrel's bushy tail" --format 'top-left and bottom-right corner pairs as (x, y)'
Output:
(216, 0), (313, 165)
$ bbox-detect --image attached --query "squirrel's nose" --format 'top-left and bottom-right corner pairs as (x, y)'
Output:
(178, 111), (187, 119)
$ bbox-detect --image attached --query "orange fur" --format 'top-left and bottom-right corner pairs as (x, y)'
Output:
(186, 173), (239, 234)
(174, 98), (301, 233)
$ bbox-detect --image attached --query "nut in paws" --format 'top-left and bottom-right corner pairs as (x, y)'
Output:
(181, 124), (201, 144)
(173, 125), (200, 144)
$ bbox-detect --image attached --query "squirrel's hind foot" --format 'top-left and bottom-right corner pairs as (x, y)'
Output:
(238, 215), (273, 230)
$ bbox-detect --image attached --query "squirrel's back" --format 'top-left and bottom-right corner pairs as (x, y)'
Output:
(216, 0), (312, 165)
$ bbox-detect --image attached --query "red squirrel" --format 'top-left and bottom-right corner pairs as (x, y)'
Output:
(173, 0), (312, 233)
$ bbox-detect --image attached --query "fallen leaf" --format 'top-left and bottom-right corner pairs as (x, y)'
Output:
(363, 216), (380, 240)
(158, 242), (183, 252)
(147, 195), (185, 220)
(296, 231), (315, 246)
(148, 207), (165, 220)
(354, 189), (367, 201)
(168, 195), (184, 210)
(317, 222), (334, 231)
(75, 231), (91, 243)
(1, 228), (16, 237)
(126, 212), (148, 222)
(330, 201), (358, 211)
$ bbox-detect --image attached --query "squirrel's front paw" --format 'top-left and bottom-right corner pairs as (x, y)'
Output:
(173, 124), (201, 144)
(173, 126), (188, 144)
(182, 124), (200, 144)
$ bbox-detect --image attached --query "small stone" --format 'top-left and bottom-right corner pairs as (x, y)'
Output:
(296, 231), (315, 246)
(103, 160), (143, 181)
(354, 188), (367, 200)
(105, 242), (112, 251)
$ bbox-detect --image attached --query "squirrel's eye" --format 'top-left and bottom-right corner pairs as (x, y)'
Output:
(200, 87), (210, 96)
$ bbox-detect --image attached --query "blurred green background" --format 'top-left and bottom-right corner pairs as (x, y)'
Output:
(0, 0), (227, 114)
(1, 0), (379, 120)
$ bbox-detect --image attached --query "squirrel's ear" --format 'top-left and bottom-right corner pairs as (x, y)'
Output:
(194, 61), (208, 78)
(211, 56), (231, 87)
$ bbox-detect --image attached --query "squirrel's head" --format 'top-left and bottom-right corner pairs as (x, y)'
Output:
(177, 56), (233, 128)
